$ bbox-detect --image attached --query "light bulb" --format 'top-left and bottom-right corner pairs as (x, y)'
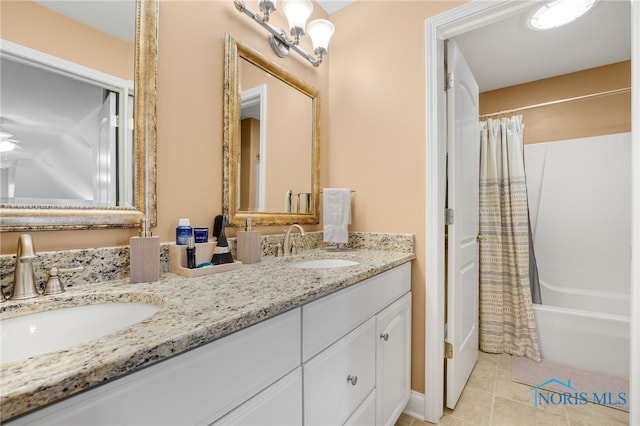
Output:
(0, 140), (16, 152)
(307, 19), (335, 54)
(529, 0), (598, 30)
(282, 0), (313, 40)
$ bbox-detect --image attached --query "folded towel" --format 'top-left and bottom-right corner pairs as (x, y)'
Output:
(323, 188), (351, 244)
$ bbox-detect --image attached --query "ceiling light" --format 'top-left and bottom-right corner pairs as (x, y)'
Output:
(0, 140), (17, 153)
(234, 0), (335, 67)
(528, 0), (598, 30)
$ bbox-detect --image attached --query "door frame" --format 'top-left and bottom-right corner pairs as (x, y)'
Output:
(424, 1), (640, 424)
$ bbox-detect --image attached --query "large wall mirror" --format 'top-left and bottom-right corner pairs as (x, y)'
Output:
(224, 33), (320, 226)
(0, 0), (158, 231)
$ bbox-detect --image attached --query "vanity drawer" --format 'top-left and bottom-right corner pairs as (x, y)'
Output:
(344, 389), (376, 426)
(212, 367), (302, 426)
(9, 308), (301, 426)
(303, 317), (376, 426)
(303, 262), (411, 361)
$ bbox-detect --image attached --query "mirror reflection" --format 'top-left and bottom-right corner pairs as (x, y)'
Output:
(238, 57), (313, 212)
(1, 50), (134, 207)
(224, 33), (320, 226)
(0, 0), (158, 230)
(0, 1), (135, 208)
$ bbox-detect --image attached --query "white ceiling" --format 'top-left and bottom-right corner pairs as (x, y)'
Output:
(453, 0), (631, 91)
(316, 0), (354, 15)
(34, 1), (136, 42)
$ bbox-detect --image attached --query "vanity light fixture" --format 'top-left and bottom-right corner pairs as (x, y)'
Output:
(0, 132), (18, 152)
(528, 0), (598, 30)
(233, 0), (335, 67)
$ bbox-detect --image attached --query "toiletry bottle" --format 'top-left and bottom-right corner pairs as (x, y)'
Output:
(130, 219), (161, 283)
(176, 218), (193, 245)
(186, 237), (197, 269)
(236, 218), (261, 264)
(211, 215), (234, 265)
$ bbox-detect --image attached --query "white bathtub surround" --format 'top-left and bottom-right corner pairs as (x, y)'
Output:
(524, 133), (631, 377)
(524, 133), (631, 315)
(478, 116), (541, 362)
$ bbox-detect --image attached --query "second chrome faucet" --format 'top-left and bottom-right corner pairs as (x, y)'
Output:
(282, 224), (305, 256)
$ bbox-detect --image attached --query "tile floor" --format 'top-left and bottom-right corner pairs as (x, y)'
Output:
(396, 352), (629, 426)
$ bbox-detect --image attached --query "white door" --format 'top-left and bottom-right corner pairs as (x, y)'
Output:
(445, 39), (480, 409)
(96, 91), (117, 205)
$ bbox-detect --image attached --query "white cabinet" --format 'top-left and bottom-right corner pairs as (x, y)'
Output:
(302, 264), (411, 362)
(344, 390), (376, 426)
(303, 262), (412, 426)
(376, 292), (412, 426)
(213, 367), (302, 426)
(304, 318), (376, 426)
(9, 262), (412, 426)
(8, 308), (302, 426)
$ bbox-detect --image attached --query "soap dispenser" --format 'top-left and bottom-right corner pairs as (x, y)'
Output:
(236, 218), (261, 264)
(130, 219), (161, 283)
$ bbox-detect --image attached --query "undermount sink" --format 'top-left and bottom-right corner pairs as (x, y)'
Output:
(1, 303), (159, 364)
(287, 258), (360, 269)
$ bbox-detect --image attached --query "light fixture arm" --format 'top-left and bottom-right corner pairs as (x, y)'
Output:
(233, 0), (324, 67)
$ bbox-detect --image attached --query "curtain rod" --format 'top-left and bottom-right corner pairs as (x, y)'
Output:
(479, 86), (631, 119)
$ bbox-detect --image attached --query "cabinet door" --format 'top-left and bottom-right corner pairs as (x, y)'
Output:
(212, 367), (302, 426)
(376, 292), (412, 426)
(304, 317), (376, 426)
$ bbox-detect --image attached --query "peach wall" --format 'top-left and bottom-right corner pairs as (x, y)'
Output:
(480, 61), (631, 144)
(154, 0), (328, 240)
(328, 0), (465, 395)
(1, 1), (133, 80)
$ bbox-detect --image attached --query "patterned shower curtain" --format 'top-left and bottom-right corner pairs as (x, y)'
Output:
(478, 115), (541, 362)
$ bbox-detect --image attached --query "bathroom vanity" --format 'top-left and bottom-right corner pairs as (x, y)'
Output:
(1, 245), (414, 425)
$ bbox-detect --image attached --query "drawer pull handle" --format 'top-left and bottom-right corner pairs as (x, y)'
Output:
(347, 375), (358, 386)
(380, 332), (389, 341)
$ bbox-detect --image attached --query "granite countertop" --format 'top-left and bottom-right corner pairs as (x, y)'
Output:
(0, 248), (415, 422)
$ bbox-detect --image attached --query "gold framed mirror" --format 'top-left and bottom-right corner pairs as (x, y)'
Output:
(0, 0), (158, 231)
(224, 33), (320, 226)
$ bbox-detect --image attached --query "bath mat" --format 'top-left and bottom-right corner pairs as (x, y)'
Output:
(512, 356), (629, 412)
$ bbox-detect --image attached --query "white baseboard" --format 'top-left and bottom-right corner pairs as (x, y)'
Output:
(402, 391), (426, 422)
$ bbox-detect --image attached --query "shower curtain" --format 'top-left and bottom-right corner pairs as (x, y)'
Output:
(478, 115), (541, 362)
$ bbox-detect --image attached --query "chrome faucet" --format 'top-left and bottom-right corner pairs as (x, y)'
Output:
(43, 266), (84, 296)
(9, 234), (40, 300)
(283, 224), (305, 256)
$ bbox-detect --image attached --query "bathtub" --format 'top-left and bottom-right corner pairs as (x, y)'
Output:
(533, 303), (630, 378)
(525, 133), (631, 379)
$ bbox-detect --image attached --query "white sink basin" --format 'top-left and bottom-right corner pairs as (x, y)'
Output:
(287, 258), (360, 269)
(1, 303), (159, 364)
